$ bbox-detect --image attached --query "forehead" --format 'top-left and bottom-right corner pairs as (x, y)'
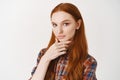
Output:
(51, 11), (75, 23)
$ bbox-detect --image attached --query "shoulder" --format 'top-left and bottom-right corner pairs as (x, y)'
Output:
(37, 48), (47, 63)
(30, 48), (47, 77)
(83, 54), (97, 68)
(38, 48), (47, 57)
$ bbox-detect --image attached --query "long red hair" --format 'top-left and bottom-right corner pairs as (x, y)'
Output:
(44, 3), (88, 80)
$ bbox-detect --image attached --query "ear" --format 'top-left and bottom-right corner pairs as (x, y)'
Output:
(76, 19), (82, 30)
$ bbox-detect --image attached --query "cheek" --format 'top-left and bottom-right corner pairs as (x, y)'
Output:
(65, 28), (76, 38)
(52, 29), (57, 36)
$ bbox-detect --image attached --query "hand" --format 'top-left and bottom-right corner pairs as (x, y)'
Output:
(42, 38), (71, 62)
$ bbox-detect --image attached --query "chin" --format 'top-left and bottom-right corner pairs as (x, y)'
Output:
(59, 38), (72, 42)
(58, 39), (64, 42)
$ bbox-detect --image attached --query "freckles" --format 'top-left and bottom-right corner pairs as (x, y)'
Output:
(70, 28), (76, 32)
(52, 29), (55, 34)
(71, 28), (76, 34)
(53, 30), (58, 36)
(64, 27), (75, 34)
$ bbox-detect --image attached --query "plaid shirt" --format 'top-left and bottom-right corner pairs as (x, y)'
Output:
(29, 48), (97, 80)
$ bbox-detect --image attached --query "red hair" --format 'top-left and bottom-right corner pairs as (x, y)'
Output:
(44, 3), (88, 80)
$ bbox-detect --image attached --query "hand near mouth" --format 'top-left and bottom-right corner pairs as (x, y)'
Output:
(42, 38), (71, 61)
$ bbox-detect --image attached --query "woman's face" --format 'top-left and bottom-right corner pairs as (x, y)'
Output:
(51, 11), (81, 42)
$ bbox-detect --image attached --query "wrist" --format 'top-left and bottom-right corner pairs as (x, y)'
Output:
(41, 55), (51, 64)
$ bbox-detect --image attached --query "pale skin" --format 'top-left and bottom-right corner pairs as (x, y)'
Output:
(31, 11), (81, 80)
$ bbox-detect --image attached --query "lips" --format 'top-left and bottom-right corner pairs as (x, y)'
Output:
(57, 35), (65, 39)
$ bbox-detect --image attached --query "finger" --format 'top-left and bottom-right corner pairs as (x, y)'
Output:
(55, 38), (58, 43)
(63, 41), (72, 45)
(54, 38), (59, 48)
(59, 41), (71, 45)
(53, 51), (66, 59)
(57, 41), (71, 48)
(58, 47), (67, 52)
(57, 44), (68, 49)
(60, 51), (66, 55)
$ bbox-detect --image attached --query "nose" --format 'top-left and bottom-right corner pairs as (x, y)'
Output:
(57, 26), (63, 34)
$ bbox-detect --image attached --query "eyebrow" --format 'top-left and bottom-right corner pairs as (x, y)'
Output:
(51, 19), (71, 24)
(62, 20), (71, 22)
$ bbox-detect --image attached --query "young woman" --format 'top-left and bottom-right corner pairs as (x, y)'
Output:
(29, 3), (97, 80)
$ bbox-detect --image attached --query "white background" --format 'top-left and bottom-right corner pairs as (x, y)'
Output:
(0, 0), (120, 80)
